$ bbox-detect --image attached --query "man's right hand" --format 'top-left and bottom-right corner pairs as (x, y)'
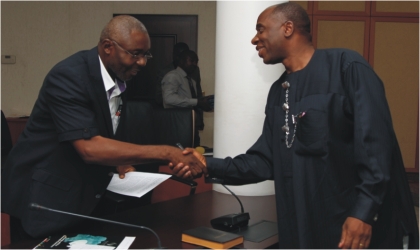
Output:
(167, 146), (207, 178)
(170, 147), (207, 179)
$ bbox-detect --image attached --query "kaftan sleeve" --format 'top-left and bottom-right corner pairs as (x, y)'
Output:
(344, 61), (395, 225)
(206, 96), (276, 185)
(206, 126), (274, 185)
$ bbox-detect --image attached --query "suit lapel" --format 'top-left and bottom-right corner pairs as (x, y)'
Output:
(86, 47), (114, 138)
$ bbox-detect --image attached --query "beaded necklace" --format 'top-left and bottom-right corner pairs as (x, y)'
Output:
(281, 81), (305, 148)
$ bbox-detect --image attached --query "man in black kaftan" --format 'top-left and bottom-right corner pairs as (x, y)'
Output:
(175, 2), (419, 249)
(206, 48), (418, 248)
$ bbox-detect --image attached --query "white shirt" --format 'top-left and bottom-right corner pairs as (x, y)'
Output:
(98, 55), (126, 134)
(161, 67), (198, 108)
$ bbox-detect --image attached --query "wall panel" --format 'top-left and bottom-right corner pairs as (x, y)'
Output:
(370, 18), (419, 170)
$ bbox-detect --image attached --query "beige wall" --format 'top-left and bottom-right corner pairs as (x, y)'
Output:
(1, 1), (216, 147)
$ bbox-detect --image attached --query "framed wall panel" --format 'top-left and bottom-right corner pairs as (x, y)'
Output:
(313, 16), (370, 60)
(369, 17), (419, 171)
(372, 1), (419, 17)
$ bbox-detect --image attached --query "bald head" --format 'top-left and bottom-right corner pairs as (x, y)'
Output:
(270, 2), (312, 42)
(100, 15), (148, 42)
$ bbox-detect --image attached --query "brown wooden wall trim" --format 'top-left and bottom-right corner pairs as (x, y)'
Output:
(306, 1), (314, 14)
(313, 1), (371, 16)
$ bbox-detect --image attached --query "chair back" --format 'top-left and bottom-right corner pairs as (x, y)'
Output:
(121, 101), (195, 148)
(152, 107), (195, 148)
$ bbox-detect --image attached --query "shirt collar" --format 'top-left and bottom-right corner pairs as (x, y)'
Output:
(98, 55), (126, 98)
(98, 55), (116, 92)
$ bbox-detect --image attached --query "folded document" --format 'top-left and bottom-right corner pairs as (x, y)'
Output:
(106, 172), (171, 198)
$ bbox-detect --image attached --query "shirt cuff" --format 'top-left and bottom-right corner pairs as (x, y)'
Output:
(192, 99), (198, 106)
(348, 192), (380, 225)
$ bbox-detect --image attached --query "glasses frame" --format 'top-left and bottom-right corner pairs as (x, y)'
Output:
(110, 39), (153, 60)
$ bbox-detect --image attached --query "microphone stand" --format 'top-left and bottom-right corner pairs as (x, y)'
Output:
(222, 184), (245, 214)
(30, 203), (163, 249)
(205, 178), (250, 232)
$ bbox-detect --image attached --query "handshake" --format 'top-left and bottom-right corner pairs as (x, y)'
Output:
(169, 147), (208, 179)
(116, 146), (207, 180)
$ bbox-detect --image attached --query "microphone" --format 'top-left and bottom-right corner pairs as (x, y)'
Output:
(29, 203), (163, 249)
(205, 178), (250, 232)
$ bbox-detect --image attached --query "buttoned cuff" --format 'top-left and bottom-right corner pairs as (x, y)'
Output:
(348, 192), (380, 225)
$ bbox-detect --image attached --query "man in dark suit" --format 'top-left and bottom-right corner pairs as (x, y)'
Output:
(1, 15), (205, 242)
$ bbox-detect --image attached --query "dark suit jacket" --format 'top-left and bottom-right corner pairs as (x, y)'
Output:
(1, 47), (119, 238)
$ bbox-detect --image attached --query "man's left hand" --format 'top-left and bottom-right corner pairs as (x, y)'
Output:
(338, 217), (372, 249)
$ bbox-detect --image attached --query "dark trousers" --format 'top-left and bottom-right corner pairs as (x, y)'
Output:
(194, 128), (200, 147)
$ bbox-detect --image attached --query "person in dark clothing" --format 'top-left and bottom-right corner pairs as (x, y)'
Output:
(175, 2), (419, 249)
(1, 15), (205, 243)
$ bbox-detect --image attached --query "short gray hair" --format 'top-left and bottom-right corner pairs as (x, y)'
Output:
(99, 15), (148, 42)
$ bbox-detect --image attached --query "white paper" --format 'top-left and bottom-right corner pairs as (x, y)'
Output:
(68, 243), (114, 249)
(106, 172), (171, 198)
(115, 236), (136, 250)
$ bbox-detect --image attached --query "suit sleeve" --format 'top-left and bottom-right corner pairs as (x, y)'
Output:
(345, 61), (394, 224)
(44, 65), (99, 142)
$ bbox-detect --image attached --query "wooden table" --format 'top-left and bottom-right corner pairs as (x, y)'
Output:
(4, 191), (278, 249)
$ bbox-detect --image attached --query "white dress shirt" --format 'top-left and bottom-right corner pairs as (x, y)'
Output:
(161, 67), (198, 108)
(98, 55), (126, 134)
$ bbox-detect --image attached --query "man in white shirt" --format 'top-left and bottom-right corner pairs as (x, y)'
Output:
(161, 50), (213, 146)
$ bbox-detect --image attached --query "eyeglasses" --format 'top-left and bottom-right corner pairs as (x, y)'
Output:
(110, 39), (153, 60)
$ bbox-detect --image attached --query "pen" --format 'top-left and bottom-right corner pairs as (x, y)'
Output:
(34, 236), (50, 248)
(176, 143), (185, 150)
